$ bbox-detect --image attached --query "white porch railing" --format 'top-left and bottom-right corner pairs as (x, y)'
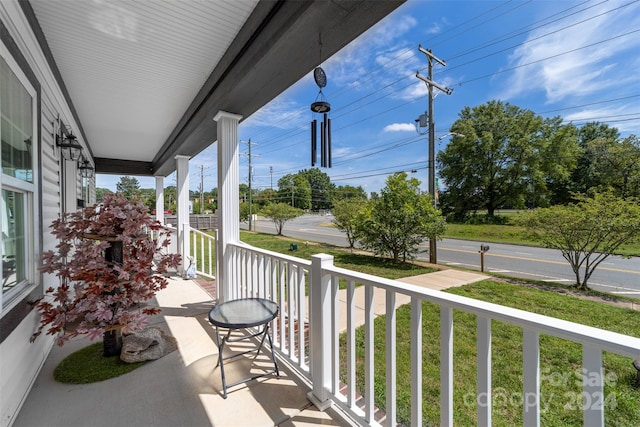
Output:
(189, 228), (217, 281)
(226, 242), (640, 427)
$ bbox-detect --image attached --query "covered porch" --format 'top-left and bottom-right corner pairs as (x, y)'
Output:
(3, 1), (639, 425)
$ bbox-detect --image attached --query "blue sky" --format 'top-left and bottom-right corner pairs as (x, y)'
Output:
(97, 0), (640, 195)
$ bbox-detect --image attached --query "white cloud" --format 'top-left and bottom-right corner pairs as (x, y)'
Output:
(242, 97), (307, 130)
(564, 103), (640, 133)
(323, 13), (418, 90)
(384, 123), (415, 132)
(498, 2), (640, 103)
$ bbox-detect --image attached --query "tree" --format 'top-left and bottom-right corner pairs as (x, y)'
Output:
(254, 188), (277, 207)
(579, 133), (640, 199)
(332, 198), (368, 249)
(164, 186), (177, 213)
(332, 184), (368, 204)
(519, 193), (640, 290)
(277, 174), (311, 210)
(261, 203), (303, 235)
(239, 202), (250, 222)
(355, 173), (446, 262)
(116, 176), (141, 199)
(95, 187), (112, 203)
(569, 122), (620, 197)
(437, 100), (578, 220)
(298, 168), (335, 211)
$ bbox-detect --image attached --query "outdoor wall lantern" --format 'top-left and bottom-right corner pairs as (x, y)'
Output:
(56, 129), (82, 161)
(78, 157), (95, 178)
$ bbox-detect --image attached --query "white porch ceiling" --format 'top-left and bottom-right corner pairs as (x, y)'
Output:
(26, 0), (405, 177)
(30, 0), (259, 163)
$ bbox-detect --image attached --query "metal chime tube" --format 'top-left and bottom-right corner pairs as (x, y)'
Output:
(327, 117), (332, 168)
(311, 119), (317, 166)
(321, 114), (326, 167)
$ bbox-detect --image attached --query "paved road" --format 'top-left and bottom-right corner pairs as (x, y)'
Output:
(245, 215), (640, 297)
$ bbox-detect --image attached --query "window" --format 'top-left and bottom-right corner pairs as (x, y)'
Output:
(1, 51), (36, 308)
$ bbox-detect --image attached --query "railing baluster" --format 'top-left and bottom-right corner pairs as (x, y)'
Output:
(386, 289), (397, 427)
(279, 261), (286, 353)
(270, 257), (277, 345)
(478, 316), (492, 427)
(440, 306), (453, 427)
(583, 345), (604, 427)
(347, 280), (356, 409)
(199, 234), (204, 275)
(251, 252), (257, 297)
(523, 329), (540, 427)
(364, 285), (374, 423)
(258, 253), (265, 298)
(331, 275), (339, 394)
(288, 262), (295, 359)
(411, 297), (422, 426)
(297, 265), (307, 369)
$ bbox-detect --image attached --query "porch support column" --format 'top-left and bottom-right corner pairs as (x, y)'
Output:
(155, 175), (165, 224)
(214, 111), (242, 302)
(308, 254), (334, 411)
(176, 155), (190, 275)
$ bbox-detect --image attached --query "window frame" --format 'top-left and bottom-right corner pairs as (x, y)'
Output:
(1, 41), (39, 314)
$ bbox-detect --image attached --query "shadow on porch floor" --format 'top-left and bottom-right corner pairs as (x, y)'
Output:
(13, 277), (350, 427)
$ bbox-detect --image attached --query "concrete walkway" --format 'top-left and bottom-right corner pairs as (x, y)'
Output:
(336, 269), (489, 332)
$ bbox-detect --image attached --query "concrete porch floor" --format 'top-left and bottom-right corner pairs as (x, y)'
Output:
(13, 277), (351, 427)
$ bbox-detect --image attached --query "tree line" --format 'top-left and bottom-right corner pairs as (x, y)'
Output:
(438, 100), (639, 221)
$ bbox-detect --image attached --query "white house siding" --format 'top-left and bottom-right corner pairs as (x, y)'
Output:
(0, 2), (90, 425)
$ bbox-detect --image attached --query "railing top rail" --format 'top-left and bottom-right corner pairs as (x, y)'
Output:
(189, 227), (215, 238)
(325, 264), (640, 358)
(230, 241), (312, 268)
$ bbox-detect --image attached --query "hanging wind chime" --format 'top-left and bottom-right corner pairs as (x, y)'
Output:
(310, 66), (331, 167)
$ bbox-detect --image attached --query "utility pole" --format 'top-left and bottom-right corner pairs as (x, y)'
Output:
(416, 45), (452, 265)
(199, 164), (205, 214)
(242, 140), (259, 231)
(270, 166), (273, 190)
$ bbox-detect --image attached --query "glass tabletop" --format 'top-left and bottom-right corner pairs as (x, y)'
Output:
(208, 298), (279, 328)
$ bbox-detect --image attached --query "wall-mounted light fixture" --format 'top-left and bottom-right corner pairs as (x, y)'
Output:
(55, 120), (82, 161)
(78, 157), (94, 178)
(57, 132), (82, 161)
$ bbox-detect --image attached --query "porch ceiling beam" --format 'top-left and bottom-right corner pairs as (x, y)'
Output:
(151, 0), (405, 176)
(94, 158), (153, 176)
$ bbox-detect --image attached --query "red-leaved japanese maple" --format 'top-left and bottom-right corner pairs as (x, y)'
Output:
(32, 193), (181, 347)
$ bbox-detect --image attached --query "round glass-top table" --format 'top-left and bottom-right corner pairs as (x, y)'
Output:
(208, 298), (279, 328)
(208, 298), (280, 398)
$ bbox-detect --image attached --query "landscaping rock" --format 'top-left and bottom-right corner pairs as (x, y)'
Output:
(120, 327), (177, 363)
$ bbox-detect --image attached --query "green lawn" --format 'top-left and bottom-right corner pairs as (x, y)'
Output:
(319, 212), (640, 256)
(344, 281), (640, 426)
(443, 222), (640, 256)
(240, 231), (437, 280)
